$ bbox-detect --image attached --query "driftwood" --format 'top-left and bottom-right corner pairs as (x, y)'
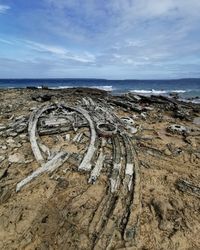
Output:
(11, 98), (145, 249)
(124, 147), (141, 244)
(122, 134), (134, 191)
(28, 105), (53, 164)
(110, 99), (144, 113)
(110, 135), (122, 193)
(16, 152), (70, 192)
(61, 105), (97, 171)
(176, 179), (200, 198)
(0, 115), (28, 137)
(88, 139), (106, 184)
(72, 132), (83, 143)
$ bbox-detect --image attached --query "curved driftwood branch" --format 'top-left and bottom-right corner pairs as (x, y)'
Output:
(28, 104), (56, 164)
(61, 104), (97, 171)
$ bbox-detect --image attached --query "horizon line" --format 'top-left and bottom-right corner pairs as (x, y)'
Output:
(0, 77), (200, 81)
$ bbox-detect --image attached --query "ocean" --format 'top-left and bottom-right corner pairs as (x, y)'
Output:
(0, 78), (200, 102)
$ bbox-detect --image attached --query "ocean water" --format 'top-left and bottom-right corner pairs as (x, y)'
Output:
(0, 78), (200, 102)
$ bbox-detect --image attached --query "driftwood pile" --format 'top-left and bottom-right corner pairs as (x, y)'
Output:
(10, 97), (141, 247)
(1, 91), (199, 249)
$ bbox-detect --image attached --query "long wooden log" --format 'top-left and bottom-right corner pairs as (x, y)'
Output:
(16, 152), (70, 192)
(88, 138), (106, 183)
(110, 135), (122, 193)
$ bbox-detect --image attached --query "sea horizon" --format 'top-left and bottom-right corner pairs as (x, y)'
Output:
(0, 78), (200, 102)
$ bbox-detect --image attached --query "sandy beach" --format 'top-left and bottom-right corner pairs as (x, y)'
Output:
(0, 88), (200, 250)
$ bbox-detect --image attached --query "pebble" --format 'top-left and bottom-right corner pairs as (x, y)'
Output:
(193, 117), (200, 126)
(9, 132), (18, 137)
(19, 134), (27, 139)
(29, 107), (37, 111)
(0, 125), (6, 131)
(164, 148), (172, 156)
(129, 126), (138, 134)
(6, 138), (15, 144)
(8, 153), (25, 163)
(1, 145), (7, 150)
(65, 134), (70, 141)
(15, 115), (25, 120)
(0, 168), (7, 179)
(0, 156), (5, 162)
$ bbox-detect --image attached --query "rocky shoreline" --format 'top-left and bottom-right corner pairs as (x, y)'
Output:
(0, 88), (200, 249)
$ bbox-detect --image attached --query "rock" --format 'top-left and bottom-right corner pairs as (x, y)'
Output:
(169, 92), (179, 99)
(32, 94), (52, 102)
(0, 155), (5, 162)
(164, 148), (172, 156)
(151, 198), (173, 220)
(65, 134), (70, 141)
(29, 107), (37, 111)
(167, 124), (190, 135)
(6, 138), (15, 144)
(144, 106), (154, 111)
(193, 117), (200, 126)
(57, 178), (69, 188)
(0, 125), (6, 131)
(174, 109), (191, 121)
(8, 153), (25, 163)
(1, 145), (7, 150)
(19, 134), (27, 139)
(15, 115), (25, 121)
(26, 86), (38, 89)
(0, 168), (8, 180)
(159, 220), (173, 231)
(120, 117), (135, 126)
(128, 126), (138, 134)
(185, 137), (197, 148)
(141, 112), (147, 119)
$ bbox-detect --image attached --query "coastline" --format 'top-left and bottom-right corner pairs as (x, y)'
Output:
(0, 77), (200, 102)
(0, 88), (200, 249)
(0, 84), (200, 103)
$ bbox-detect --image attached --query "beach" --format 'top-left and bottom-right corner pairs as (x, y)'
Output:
(0, 88), (200, 249)
(0, 78), (200, 102)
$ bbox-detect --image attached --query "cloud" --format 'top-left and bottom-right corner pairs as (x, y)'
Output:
(24, 40), (96, 63)
(0, 38), (13, 45)
(0, 4), (10, 14)
(0, 0), (200, 78)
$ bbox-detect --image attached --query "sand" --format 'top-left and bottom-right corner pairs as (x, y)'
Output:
(0, 88), (199, 250)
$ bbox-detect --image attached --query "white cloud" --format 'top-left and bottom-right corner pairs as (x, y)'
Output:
(0, 38), (13, 45)
(1, 0), (200, 78)
(0, 4), (10, 14)
(24, 40), (96, 63)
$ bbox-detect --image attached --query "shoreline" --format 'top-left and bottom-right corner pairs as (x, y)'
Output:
(1, 86), (200, 104)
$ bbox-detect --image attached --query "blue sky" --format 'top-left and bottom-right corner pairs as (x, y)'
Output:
(0, 0), (200, 79)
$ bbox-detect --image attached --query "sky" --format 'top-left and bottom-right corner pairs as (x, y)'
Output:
(0, 0), (200, 79)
